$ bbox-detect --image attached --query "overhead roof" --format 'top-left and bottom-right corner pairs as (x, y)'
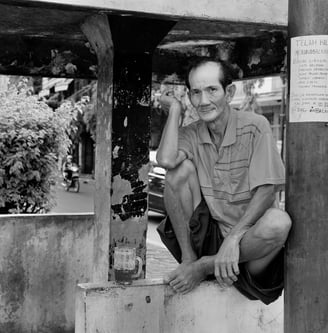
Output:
(0, 0), (288, 81)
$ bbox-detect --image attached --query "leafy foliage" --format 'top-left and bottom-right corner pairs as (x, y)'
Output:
(0, 79), (75, 213)
(56, 94), (96, 145)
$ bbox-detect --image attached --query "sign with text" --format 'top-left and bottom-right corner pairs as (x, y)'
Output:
(290, 35), (328, 122)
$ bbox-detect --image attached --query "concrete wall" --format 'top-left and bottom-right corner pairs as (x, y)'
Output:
(22, 0), (288, 26)
(76, 279), (283, 333)
(0, 213), (95, 333)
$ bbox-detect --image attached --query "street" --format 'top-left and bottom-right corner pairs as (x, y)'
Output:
(51, 176), (177, 278)
(52, 177), (94, 214)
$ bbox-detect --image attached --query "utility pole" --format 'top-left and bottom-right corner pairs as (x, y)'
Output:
(286, 1), (328, 332)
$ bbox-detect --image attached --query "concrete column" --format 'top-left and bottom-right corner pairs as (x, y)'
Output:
(81, 14), (114, 282)
(108, 16), (175, 279)
(286, 1), (328, 332)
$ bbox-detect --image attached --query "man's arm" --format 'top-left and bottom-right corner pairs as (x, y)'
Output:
(156, 90), (187, 169)
(226, 184), (276, 241)
(214, 184), (276, 286)
(189, 184), (276, 287)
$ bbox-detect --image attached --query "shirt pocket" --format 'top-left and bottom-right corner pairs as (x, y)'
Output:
(229, 166), (252, 202)
(212, 166), (231, 200)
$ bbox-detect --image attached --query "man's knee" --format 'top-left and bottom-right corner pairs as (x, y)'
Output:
(254, 208), (292, 246)
(165, 159), (197, 190)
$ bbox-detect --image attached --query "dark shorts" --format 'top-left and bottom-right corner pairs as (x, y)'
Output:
(157, 198), (284, 305)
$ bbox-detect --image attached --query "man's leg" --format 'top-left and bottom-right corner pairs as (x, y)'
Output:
(239, 208), (292, 276)
(163, 159), (208, 293)
(164, 159), (202, 262)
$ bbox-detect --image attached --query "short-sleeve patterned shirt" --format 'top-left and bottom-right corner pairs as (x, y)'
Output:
(178, 108), (285, 237)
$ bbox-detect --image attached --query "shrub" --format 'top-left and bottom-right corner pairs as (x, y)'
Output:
(0, 79), (75, 213)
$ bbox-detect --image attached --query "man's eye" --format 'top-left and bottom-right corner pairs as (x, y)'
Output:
(191, 90), (200, 95)
(209, 87), (217, 93)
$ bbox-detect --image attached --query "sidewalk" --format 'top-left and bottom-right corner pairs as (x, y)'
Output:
(146, 242), (178, 279)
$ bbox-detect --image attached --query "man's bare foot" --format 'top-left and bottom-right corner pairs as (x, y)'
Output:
(164, 260), (207, 294)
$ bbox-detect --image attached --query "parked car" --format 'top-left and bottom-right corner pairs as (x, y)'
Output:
(149, 151), (166, 215)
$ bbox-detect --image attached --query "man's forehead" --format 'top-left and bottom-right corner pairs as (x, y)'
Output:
(188, 62), (223, 88)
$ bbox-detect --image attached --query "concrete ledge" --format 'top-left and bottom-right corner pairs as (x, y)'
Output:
(76, 279), (283, 333)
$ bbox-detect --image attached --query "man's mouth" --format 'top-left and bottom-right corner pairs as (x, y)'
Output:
(200, 108), (214, 113)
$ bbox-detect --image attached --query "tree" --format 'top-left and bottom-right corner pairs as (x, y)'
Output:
(0, 78), (76, 213)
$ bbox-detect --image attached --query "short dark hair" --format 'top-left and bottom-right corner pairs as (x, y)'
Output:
(185, 57), (235, 91)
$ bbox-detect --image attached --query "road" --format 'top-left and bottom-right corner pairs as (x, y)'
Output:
(51, 176), (171, 249)
(51, 177), (95, 214)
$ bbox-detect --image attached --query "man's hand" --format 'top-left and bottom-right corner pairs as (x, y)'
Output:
(214, 236), (240, 287)
(159, 89), (183, 115)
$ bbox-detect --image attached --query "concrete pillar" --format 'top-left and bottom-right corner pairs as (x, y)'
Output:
(286, 1), (328, 332)
(83, 14), (175, 281)
(108, 16), (175, 279)
(81, 14), (114, 282)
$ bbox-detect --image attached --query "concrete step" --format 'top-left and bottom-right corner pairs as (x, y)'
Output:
(76, 279), (283, 333)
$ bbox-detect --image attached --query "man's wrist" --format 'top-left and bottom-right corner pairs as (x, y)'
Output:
(169, 100), (182, 114)
(198, 256), (215, 276)
(225, 232), (244, 244)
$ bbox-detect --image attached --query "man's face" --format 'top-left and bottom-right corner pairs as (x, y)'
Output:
(188, 62), (232, 123)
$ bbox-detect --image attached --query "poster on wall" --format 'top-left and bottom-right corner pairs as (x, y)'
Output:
(290, 35), (328, 122)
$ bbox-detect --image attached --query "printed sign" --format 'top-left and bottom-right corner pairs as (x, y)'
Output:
(290, 35), (328, 122)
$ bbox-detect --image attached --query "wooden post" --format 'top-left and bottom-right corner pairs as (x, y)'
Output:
(81, 14), (113, 282)
(286, 1), (328, 332)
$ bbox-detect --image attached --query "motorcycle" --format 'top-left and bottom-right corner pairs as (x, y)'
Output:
(62, 163), (80, 192)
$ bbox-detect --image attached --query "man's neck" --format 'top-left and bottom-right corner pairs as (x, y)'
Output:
(207, 106), (230, 145)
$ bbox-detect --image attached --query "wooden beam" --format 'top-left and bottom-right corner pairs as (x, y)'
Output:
(81, 13), (113, 282)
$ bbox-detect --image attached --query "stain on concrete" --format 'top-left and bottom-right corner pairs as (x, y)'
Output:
(124, 303), (134, 311)
(145, 296), (151, 303)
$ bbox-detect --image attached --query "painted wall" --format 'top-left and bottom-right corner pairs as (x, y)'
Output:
(22, 0), (288, 26)
(0, 213), (95, 333)
(76, 279), (283, 333)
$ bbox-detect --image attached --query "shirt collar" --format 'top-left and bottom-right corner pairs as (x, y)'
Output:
(198, 108), (237, 147)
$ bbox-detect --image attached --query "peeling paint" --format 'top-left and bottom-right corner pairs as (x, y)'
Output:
(111, 175), (133, 206)
(138, 163), (150, 182)
(111, 53), (151, 221)
(112, 145), (120, 159)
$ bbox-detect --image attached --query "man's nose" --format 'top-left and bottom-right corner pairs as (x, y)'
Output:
(199, 91), (210, 105)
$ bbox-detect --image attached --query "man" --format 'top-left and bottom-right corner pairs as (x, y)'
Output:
(62, 155), (73, 182)
(156, 58), (292, 305)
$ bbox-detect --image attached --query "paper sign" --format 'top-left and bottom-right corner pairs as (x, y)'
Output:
(290, 35), (328, 122)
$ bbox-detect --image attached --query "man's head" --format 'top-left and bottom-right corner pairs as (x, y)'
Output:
(186, 58), (236, 123)
(185, 58), (234, 91)
(67, 155), (72, 162)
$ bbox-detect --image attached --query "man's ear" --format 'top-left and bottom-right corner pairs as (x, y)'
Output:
(187, 89), (194, 106)
(225, 84), (236, 103)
